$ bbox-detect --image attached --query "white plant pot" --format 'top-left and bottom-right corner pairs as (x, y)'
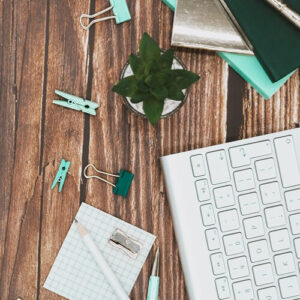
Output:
(120, 54), (188, 119)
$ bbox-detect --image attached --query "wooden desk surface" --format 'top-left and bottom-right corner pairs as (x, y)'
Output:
(1, 1), (299, 299)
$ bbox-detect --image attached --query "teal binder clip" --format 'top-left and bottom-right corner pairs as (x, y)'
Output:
(53, 90), (99, 116)
(84, 163), (134, 197)
(51, 159), (71, 192)
(80, 0), (131, 30)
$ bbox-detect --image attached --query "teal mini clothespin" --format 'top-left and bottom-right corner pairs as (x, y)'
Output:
(80, 0), (131, 30)
(83, 163), (134, 197)
(51, 159), (71, 192)
(53, 90), (99, 116)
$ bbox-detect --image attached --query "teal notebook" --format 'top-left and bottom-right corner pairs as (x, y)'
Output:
(164, 0), (294, 99)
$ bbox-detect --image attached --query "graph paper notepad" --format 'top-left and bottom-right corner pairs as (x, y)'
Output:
(44, 203), (156, 300)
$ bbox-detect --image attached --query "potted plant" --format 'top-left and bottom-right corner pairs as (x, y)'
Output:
(112, 33), (200, 125)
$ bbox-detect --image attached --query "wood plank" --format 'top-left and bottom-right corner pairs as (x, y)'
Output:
(38, 0), (92, 299)
(0, 0), (48, 298)
(241, 69), (300, 138)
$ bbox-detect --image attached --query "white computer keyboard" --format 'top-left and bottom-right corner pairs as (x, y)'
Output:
(161, 128), (300, 300)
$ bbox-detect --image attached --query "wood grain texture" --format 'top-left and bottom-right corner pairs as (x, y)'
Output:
(0, 0), (299, 300)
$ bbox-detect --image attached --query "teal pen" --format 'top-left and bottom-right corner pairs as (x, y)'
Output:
(147, 247), (160, 300)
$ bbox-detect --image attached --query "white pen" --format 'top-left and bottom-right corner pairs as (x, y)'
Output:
(74, 219), (130, 300)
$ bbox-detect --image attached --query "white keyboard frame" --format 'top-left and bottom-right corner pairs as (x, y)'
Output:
(161, 128), (300, 300)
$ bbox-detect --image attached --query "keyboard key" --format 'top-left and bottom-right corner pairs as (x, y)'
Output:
(238, 193), (260, 215)
(285, 189), (300, 212)
(223, 233), (244, 256)
(229, 140), (272, 168)
(195, 179), (210, 202)
(269, 229), (291, 251)
(207, 150), (230, 185)
(279, 276), (300, 298)
(210, 253), (225, 275)
(257, 287), (279, 300)
(213, 186), (235, 209)
(234, 169), (255, 192)
(265, 206), (286, 228)
(294, 238), (300, 258)
(274, 252), (295, 275)
(274, 136), (300, 188)
(243, 216), (265, 239)
(228, 256), (249, 279)
(190, 154), (205, 177)
(205, 228), (220, 251)
(260, 182), (281, 205)
(289, 213), (300, 235)
(233, 280), (254, 300)
(248, 240), (270, 262)
(200, 204), (215, 226)
(255, 158), (277, 181)
(215, 277), (230, 299)
(218, 209), (240, 232)
(253, 263), (274, 286)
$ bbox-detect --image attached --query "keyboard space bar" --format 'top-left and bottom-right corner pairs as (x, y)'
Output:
(274, 136), (300, 188)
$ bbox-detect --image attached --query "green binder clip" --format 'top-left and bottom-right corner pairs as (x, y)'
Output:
(80, 0), (131, 30)
(53, 90), (99, 116)
(84, 163), (134, 197)
(51, 159), (71, 192)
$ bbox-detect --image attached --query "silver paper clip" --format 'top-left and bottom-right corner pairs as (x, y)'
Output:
(109, 229), (142, 259)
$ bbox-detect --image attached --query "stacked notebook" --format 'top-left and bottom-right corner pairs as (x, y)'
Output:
(166, 0), (299, 99)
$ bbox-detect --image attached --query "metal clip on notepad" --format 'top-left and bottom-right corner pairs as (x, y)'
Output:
(80, 0), (131, 30)
(83, 163), (134, 197)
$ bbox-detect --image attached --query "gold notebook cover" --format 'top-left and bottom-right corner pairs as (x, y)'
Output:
(172, 0), (254, 55)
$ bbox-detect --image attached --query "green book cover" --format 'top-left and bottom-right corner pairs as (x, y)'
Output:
(224, 0), (300, 82)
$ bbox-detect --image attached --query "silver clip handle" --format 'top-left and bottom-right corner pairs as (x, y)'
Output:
(83, 163), (119, 187)
(80, 6), (116, 30)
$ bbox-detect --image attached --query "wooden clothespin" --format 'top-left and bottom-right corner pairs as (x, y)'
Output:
(53, 90), (99, 116)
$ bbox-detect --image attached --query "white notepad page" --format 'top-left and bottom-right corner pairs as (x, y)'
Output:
(44, 203), (156, 300)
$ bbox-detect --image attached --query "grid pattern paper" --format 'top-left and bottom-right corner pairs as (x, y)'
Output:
(44, 203), (156, 300)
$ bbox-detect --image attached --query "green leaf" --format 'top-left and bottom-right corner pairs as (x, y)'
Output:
(129, 54), (144, 78)
(139, 33), (161, 63)
(143, 98), (164, 125)
(145, 72), (170, 89)
(159, 49), (174, 70)
(167, 86), (185, 101)
(131, 90), (152, 102)
(150, 86), (168, 100)
(171, 69), (200, 89)
(112, 76), (138, 97)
